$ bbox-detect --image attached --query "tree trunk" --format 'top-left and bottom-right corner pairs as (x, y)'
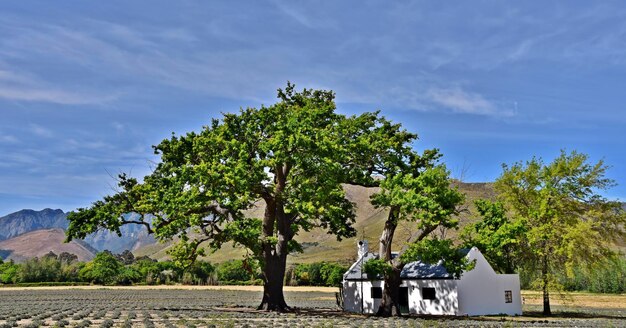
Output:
(257, 169), (292, 312)
(258, 248), (289, 311)
(377, 264), (403, 316)
(376, 208), (404, 317)
(541, 254), (551, 315)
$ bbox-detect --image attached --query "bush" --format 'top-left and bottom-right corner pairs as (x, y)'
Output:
(79, 251), (122, 285)
(185, 260), (215, 285)
(0, 260), (19, 284)
(216, 259), (257, 283)
(291, 262), (347, 286)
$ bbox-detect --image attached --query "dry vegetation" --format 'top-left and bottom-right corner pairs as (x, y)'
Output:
(0, 286), (623, 327)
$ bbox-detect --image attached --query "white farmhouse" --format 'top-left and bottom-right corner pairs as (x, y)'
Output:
(342, 240), (522, 316)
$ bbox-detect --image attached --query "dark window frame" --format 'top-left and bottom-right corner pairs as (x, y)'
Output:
(505, 290), (513, 303)
(422, 287), (436, 300)
(371, 286), (383, 299)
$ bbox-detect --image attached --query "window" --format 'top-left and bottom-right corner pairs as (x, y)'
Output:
(371, 287), (383, 299)
(422, 287), (436, 300)
(505, 290), (513, 303)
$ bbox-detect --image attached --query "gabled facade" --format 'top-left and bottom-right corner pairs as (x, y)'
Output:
(342, 241), (522, 316)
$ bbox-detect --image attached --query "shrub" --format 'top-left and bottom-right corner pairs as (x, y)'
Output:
(216, 259), (257, 283)
(291, 262), (347, 286)
(79, 251), (122, 285)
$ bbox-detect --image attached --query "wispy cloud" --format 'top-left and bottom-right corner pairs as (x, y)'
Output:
(29, 124), (54, 138)
(426, 87), (515, 117)
(271, 1), (313, 28)
(0, 86), (115, 105)
(0, 134), (18, 144)
(0, 68), (119, 105)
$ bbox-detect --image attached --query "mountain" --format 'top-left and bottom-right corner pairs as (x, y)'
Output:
(82, 213), (155, 254)
(0, 209), (155, 256)
(0, 208), (68, 241)
(0, 229), (96, 262)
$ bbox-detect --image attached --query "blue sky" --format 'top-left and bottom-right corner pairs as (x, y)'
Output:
(1, 1), (625, 215)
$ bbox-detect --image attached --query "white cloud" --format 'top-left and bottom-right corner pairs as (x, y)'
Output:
(0, 134), (18, 144)
(29, 124), (54, 138)
(426, 87), (514, 117)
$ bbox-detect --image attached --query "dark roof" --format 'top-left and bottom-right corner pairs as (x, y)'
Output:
(400, 260), (451, 279)
(343, 253), (453, 280)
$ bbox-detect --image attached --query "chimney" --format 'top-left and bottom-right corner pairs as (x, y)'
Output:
(357, 240), (369, 258)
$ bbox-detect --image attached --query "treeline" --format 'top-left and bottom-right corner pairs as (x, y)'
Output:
(0, 251), (347, 287)
(520, 257), (626, 294)
(559, 257), (626, 294)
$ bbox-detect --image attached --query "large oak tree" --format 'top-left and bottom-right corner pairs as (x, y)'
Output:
(66, 83), (416, 311)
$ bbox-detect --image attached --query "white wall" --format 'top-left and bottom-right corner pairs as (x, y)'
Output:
(457, 248), (522, 316)
(342, 280), (384, 314)
(402, 280), (459, 315)
(343, 247), (522, 316)
(344, 279), (459, 315)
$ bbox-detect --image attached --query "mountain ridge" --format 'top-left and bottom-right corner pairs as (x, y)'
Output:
(0, 209), (154, 260)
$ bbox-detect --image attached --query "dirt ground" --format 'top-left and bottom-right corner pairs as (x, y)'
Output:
(521, 290), (626, 309)
(0, 284), (337, 293)
(0, 287), (624, 327)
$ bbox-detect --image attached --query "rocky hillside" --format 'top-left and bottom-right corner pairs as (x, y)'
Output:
(0, 209), (154, 258)
(0, 208), (68, 241)
(0, 229), (96, 262)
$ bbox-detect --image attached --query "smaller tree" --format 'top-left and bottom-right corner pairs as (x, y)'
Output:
(495, 150), (626, 315)
(131, 257), (160, 284)
(186, 261), (215, 285)
(80, 251), (123, 285)
(18, 256), (62, 282)
(216, 259), (258, 284)
(461, 199), (525, 274)
(400, 238), (474, 279)
(369, 162), (467, 316)
(0, 259), (19, 284)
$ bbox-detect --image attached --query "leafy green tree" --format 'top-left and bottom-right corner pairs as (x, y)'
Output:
(369, 163), (466, 316)
(495, 150), (626, 315)
(79, 251), (123, 285)
(130, 257), (160, 284)
(116, 267), (142, 285)
(66, 83), (413, 311)
(0, 259), (19, 284)
(291, 262), (346, 286)
(461, 199), (525, 274)
(186, 260), (215, 285)
(216, 259), (257, 283)
(400, 238), (473, 279)
(18, 256), (62, 282)
(60, 261), (84, 282)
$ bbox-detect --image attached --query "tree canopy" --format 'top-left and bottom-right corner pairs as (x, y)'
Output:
(66, 83), (417, 311)
(461, 199), (525, 274)
(493, 150), (625, 315)
(366, 159), (468, 316)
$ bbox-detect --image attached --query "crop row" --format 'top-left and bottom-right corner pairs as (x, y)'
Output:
(0, 289), (623, 327)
